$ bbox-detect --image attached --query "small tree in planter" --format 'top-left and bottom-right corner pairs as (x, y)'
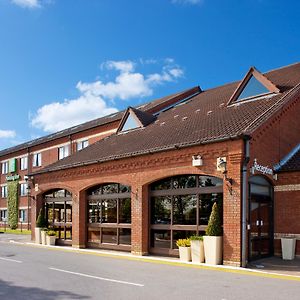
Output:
(190, 235), (204, 263)
(176, 238), (191, 262)
(46, 230), (57, 246)
(35, 208), (47, 244)
(203, 202), (223, 265)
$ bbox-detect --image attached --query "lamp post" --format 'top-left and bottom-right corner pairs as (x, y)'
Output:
(26, 184), (31, 230)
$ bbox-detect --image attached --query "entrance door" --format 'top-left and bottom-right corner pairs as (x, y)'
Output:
(248, 177), (273, 261)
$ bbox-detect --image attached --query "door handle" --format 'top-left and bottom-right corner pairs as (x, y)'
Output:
(256, 220), (260, 226)
(261, 220), (264, 226)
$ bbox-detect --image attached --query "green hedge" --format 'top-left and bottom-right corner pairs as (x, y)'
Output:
(8, 181), (19, 230)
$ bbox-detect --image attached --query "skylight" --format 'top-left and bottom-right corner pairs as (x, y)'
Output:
(236, 75), (270, 101)
(121, 114), (140, 131)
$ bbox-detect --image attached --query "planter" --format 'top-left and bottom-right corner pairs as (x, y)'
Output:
(46, 235), (57, 246)
(203, 236), (223, 265)
(35, 227), (42, 244)
(178, 246), (191, 262)
(190, 240), (205, 263)
(41, 230), (47, 245)
(281, 237), (296, 260)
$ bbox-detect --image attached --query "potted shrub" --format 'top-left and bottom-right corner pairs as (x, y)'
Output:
(281, 236), (296, 260)
(41, 228), (48, 245)
(35, 208), (47, 244)
(176, 238), (191, 262)
(46, 230), (57, 246)
(190, 235), (205, 263)
(203, 202), (223, 265)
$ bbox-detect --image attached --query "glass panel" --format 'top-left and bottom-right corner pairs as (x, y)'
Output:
(173, 175), (196, 189)
(237, 75), (269, 101)
(250, 200), (259, 238)
(250, 238), (260, 258)
(89, 186), (102, 195)
(151, 178), (172, 191)
(199, 193), (222, 225)
(122, 114), (140, 131)
(88, 229), (100, 243)
(173, 195), (197, 225)
(66, 203), (72, 222)
(199, 176), (223, 187)
(102, 184), (119, 194)
(119, 198), (131, 223)
(119, 184), (131, 193)
(119, 228), (131, 245)
(151, 230), (171, 248)
(88, 200), (101, 223)
(151, 196), (171, 224)
(102, 199), (117, 223)
(251, 184), (270, 196)
(172, 231), (196, 249)
(102, 228), (117, 244)
(260, 202), (270, 238)
(260, 238), (271, 256)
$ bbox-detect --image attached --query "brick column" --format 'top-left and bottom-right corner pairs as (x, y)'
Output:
(222, 154), (243, 266)
(72, 190), (87, 248)
(131, 184), (149, 255)
(31, 193), (43, 241)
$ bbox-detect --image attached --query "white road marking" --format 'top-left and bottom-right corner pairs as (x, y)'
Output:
(49, 267), (144, 287)
(0, 257), (22, 263)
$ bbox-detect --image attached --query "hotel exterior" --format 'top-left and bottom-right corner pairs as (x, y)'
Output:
(0, 62), (299, 267)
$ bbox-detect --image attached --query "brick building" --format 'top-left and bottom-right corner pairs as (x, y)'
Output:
(1, 62), (300, 267)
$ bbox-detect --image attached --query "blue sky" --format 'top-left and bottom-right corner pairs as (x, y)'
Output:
(0, 0), (299, 150)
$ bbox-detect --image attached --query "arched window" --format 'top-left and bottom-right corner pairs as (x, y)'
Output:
(87, 183), (131, 250)
(150, 175), (223, 256)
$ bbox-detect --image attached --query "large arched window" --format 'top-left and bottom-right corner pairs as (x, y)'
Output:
(44, 189), (72, 244)
(150, 175), (223, 256)
(87, 183), (131, 251)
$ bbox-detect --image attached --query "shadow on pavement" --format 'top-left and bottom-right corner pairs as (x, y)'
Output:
(0, 279), (90, 300)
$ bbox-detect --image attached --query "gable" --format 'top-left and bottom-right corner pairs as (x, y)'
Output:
(121, 113), (141, 132)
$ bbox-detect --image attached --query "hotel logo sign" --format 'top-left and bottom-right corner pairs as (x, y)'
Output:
(251, 159), (273, 175)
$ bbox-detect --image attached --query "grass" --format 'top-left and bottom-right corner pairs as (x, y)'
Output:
(0, 228), (31, 235)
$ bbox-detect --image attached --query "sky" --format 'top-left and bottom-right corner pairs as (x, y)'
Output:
(0, 0), (300, 150)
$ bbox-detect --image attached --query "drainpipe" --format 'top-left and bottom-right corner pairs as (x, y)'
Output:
(241, 136), (250, 268)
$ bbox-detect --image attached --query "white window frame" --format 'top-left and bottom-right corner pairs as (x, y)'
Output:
(20, 156), (28, 171)
(77, 140), (89, 151)
(58, 145), (69, 160)
(19, 209), (26, 222)
(0, 210), (7, 221)
(20, 183), (28, 197)
(32, 153), (42, 167)
(1, 185), (8, 198)
(2, 161), (8, 174)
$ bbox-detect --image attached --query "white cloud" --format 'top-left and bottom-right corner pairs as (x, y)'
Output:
(31, 59), (184, 133)
(11, 0), (41, 8)
(0, 130), (16, 139)
(171, 0), (203, 5)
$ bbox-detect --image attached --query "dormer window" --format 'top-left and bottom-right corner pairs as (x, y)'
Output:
(228, 67), (280, 105)
(117, 107), (156, 133)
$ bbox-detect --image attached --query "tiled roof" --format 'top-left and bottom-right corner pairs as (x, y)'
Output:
(277, 147), (300, 172)
(34, 62), (300, 174)
(0, 86), (199, 157)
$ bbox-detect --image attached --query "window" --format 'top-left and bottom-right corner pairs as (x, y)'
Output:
(20, 183), (28, 197)
(1, 186), (7, 198)
(2, 161), (8, 174)
(121, 114), (140, 132)
(236, 75), (270, 101)
(32, 153), (42, 167)
(0, 210), (7, 221)
(77, 140), (89, 151)
(19, 209), (26, 222)
(20, 156), (28, 171)
(58, 145), (69, 160)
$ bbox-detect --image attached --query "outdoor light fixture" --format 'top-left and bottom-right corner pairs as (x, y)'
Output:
(217, 157), (233, 193)
(192, 155), (203, 167)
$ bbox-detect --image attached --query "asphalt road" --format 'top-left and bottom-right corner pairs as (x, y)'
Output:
(0, 240), (299, 300)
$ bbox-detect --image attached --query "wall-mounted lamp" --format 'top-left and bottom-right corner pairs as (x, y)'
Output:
(192, 155), (203, 167)
(217, 157), (233, 193)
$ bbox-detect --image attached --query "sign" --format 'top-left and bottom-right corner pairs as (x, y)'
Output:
(6, 174), (20, 181)
(251, 159), (273, 175)
(9, 158), (17, 173)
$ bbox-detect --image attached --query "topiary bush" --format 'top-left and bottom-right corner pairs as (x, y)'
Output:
(36, 208), (47, 228)
(205, 202), (222, 236)
(7, 181), (19, 230)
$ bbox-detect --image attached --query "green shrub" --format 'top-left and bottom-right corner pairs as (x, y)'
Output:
(206, 202), (222, 236)
(189, 235), (203, 241)
(36, 208), (47, 228)
(47, 230), (56, 236)
(7, 182), (19, 230)
(176, 238), (191, 247)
